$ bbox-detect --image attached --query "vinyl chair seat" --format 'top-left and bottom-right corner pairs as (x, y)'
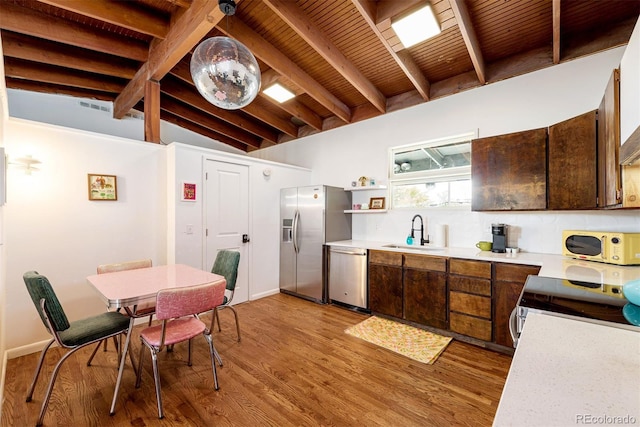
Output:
(139, 317), (205, 347)
(59, 312), (131, 347)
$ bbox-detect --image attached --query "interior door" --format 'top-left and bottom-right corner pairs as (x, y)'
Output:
(205, 160), (249, 304)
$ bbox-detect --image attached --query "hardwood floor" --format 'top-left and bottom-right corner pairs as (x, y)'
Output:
(2, 293), (513, 426)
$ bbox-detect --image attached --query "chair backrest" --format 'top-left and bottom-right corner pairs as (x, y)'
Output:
(23, 271), (70, 333)
(211, 250), (240, 291)
(97, 259), (152, 274)
(154, 281), (225, 321)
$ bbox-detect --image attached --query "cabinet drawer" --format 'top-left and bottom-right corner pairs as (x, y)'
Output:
(404, 254), (447, 272)
(450, 291), (491, 319)
(450, 312), (492, 341)
(369, 250), (402, 266)
(494, 263), (540, 283)
(449, 275), (491, 296)
(449, 259), (491, 279)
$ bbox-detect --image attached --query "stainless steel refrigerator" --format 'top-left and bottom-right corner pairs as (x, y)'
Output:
(280, 185), (352, 303)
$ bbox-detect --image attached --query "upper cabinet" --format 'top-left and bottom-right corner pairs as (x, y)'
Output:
(548, 110), (598, 210)
(598, 69), (622, 207)
(471, 128), (547, 211)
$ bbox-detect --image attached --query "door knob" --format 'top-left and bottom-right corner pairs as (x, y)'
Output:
(242, 234), (250, 243)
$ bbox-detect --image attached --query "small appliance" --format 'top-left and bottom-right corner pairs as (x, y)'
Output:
(491, 223), (507, 253)
(562, 230), (640, 265)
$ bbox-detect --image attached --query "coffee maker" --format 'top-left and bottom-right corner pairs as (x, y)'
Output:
(491, 224), (507, 253)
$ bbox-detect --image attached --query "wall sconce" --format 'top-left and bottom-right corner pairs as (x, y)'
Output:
(9, 155), (41, 175)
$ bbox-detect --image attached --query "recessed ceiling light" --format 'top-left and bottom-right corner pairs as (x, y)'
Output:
(263, 83), (295, 103)
(391, 4), (441, 49)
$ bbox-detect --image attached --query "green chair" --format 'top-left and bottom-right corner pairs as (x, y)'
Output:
(23, 271), (131, 426)
(211, 250), (241, 342)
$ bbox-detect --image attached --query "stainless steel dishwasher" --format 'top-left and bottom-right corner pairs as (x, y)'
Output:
(328, 246), (368, 310)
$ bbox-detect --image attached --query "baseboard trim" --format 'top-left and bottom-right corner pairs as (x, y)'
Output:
(250, 288), (280, 300)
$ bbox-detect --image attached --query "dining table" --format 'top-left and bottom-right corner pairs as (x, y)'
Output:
(86, 263), (227, 415)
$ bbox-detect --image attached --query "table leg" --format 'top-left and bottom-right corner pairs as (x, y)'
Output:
(110, 316), (135, 415)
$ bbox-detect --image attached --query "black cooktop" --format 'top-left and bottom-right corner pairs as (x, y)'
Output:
(519, 275), (639, 328)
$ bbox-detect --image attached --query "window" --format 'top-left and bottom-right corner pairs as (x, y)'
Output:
(389, 132), (475, 208)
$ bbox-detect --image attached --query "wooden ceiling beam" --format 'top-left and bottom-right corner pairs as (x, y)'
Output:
(161, 111), (249, 151)
(113, 0), (229, 119)
(450, 0), (487, 85)
(5, 77), (116, 101)
(1, 31), (138, 80)
(161, 96), (262, 148)
(375, 0), (424, 22)
(264, 0), (387, 114)
(221, 18), (352, 123)
(0, 2), (148, 61)
(552, 0), (561, 64)
(35, 0), (170, 39)
(352, 0), (430, 101)
(161, 75), (280, 143)
(3, 57), (126, 93)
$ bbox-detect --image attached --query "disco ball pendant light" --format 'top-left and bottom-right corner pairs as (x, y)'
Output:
(190, 0), (261, 110)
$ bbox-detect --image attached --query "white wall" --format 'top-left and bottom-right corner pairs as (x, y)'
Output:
(251, 47), (640, 254)
(0, 35), (8, 420)
(3, 119), (167, 355)
(166, 143), (311, 299)
(6, 89), (245, 155)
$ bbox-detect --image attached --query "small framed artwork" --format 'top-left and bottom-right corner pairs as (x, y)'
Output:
(370, 197), (385, 209)
(88, 174), (117, 201)
(181, 182), (197, 202)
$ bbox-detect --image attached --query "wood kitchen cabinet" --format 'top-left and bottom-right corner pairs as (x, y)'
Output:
(548, 110), (598, 210)
(448, 259), (492, 341)
(368, 250), (403, 318)
(598, 68), (622, 208)
(492, 263), (541, 347)
(471, 128), (547, 211)
(404, 254), (448, 329)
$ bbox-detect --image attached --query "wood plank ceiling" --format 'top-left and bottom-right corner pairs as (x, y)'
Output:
(1, 0), (639, 152)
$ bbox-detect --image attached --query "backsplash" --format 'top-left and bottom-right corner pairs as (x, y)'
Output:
(352, 208), (640, 255)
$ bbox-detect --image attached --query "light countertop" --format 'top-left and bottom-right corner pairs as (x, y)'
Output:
(492, 312), (640, 426)
(326, 240), (640, 285)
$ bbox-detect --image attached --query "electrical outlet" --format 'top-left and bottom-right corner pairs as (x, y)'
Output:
(186, 224), (194, 234)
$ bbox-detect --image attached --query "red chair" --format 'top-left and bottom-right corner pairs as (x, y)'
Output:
(134, 281), (225, 419)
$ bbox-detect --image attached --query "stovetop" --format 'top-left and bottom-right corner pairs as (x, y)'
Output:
(519, 275), (639, 329)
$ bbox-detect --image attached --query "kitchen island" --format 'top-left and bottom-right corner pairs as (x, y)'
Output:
(492, 311), (640, 426)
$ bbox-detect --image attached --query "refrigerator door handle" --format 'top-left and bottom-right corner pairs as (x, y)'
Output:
(292, 210), (300, 254)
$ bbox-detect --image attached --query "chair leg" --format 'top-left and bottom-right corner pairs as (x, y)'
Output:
(26, 339), (54, 402)
(135, 340), (146, 389)
(227, 305), (241, 342)
(214, 347), (223, 367)
(150, 349), (164, 419)
(214, 308), (221, 332)
(36, 347), (82, 426)
(86, 341), (102, 367)
(204, 333), (220, 391)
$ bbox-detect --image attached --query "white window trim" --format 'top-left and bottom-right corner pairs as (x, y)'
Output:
(389, 131), (476, 210)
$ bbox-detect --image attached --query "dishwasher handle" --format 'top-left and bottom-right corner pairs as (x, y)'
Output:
(329, 247), (367, 256)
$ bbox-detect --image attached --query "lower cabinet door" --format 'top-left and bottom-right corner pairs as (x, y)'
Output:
(404, 268), (448, 329)
(368, 263), (403, 318)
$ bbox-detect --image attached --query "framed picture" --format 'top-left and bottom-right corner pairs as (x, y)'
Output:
(88, 174), (117, 201)
(181, 182), (197, 201)
(370, 197), (385, 209)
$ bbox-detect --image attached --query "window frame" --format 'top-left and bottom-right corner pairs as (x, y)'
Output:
(389, 131), (476, 210)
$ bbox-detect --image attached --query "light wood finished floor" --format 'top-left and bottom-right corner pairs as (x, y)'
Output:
(2, 293), (513, 426)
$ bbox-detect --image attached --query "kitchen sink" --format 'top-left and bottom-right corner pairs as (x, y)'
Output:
(382, 244), (444, 252)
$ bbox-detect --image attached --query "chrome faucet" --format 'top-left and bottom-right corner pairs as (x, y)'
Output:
(411, 214), (429, 246)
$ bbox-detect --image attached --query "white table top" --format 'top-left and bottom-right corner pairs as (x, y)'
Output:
(493, 312), (640, 426)
(87, 264), (226, 309)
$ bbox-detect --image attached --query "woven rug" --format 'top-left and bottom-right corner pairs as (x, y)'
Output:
(345, 316), (452, 364)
